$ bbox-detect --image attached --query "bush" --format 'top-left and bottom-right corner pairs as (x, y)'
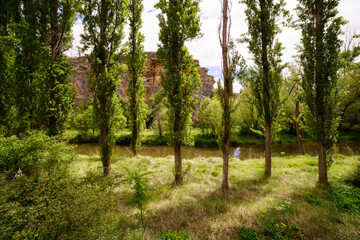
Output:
(123, 168), (152, 226)
(158, 230), (193, 240)
(330, 185), (360, 214)
(0, 131), (75, 178)
(238, 226), (262, 240)
(263, 219), (303, 240)
(0, 168), (123, 239)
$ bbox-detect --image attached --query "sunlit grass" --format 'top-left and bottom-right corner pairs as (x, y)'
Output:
(67, 153), (360, 239)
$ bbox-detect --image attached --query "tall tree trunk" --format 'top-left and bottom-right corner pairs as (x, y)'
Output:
(130, 0), (138, 156)
(260, 0), (271, 176)
(295, 87), (305, 155)
(318, 141), (327, 183)
(221, 0), (230, 190)
(264, 121), (271, 176)
(315, 0), (327, 183)
(131, 69), (138, 155)
(99, 101), (112, 175)
(99, 0), (111, 175)
(174, 112), (182, 184)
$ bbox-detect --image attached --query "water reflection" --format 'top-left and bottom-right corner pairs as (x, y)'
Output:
(74, 141), (360, 159)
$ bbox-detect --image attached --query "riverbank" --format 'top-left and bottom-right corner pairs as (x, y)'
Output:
(63, 128), (360, 147)
(2, 152), (359, 239)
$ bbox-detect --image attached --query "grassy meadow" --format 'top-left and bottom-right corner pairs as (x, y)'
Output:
(63, 153), (360, 239)
(1, 132), (360, 239)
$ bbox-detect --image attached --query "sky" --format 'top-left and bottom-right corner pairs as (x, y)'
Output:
(66, 0), (360, 92)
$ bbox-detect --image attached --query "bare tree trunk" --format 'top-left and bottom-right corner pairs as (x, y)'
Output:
(100, 119), (112, 175)
(174, 112), (182, 184)
(295, 87), (305, 155)
(260, 0), (272, 176)
(264, 122), (271, 176)
(220, 0), (230, 190)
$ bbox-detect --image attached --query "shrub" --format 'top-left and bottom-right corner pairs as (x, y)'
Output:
(238, 226), (262, 240)
(1, 173), (103, 239)
(263, 218), (303, 240)
(330, 185), (360, 214)
(0, 131), (75, 178)
(158, 230), (193, 240)
(123, 168), (152, 226)
(211, 170), (220, 177)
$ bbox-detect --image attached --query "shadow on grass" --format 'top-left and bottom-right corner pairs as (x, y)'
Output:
(145, 173), (276, 239)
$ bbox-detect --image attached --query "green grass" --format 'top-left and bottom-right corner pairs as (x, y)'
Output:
(63, 153), (360, 239)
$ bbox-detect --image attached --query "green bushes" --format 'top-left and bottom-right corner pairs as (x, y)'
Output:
(123, 168), (152, 226)
(0, 170), (121, 239)
(238, 219), (303, 240)
(330, 184), (360, 214)
(158, 230), (193, 240)
(0, 131), (75, 178)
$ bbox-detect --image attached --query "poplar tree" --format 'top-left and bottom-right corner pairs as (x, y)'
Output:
(155, 0), (201, 185)
(0, 0), (18, 134)
(37, 0), (77, 136)
(13, 0), (44, 133)
(241, 0), (289, 176)
(127, 0), (147, 155)
(218, 0), (246, 190)
(81, 0), (128, 175)
(297, 0), (343, 183)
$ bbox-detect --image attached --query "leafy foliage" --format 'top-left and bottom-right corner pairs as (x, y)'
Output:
(158, 230), (193, 240)
(36, 56), (75, 135)
(123, 168), (152, 225)
(127, 0), (148, 155)
(80, 0), (128, 174)
(0, 131), (75, 178)
(240, 0), (289, 127)
(155, 0), (202, 183)
(296, 0), (343, 157)
(330, 184), (360, 214)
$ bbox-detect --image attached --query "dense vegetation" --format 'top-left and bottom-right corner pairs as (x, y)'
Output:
(1, 132), (360, 239)
(0, 0), (360, 238)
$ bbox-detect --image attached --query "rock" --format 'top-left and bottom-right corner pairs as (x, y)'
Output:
(68, 52), (215, 105)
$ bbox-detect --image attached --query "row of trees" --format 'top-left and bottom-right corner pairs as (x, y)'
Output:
(217, 0), (351, 188)
(1, 0), (359, 187)
(0, 0), (77, 136)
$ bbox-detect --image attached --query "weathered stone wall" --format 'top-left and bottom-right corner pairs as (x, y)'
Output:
(68, 52), (215, 104)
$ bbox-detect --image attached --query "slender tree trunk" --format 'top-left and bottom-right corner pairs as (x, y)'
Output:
(99, 0), (112, 175)
(174, 112), (182, 184)
(221, 0), (230, 190)
(264, 122), (271, 175)
(100, 103), (112, 175)
(130, 0), (138, 156)
(315, 0), (327, 183)
(295, 87), (305, 155)
(260, 0), (272, 176)
(131, 69), (138, 155)
(318, 141), (327, 183)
